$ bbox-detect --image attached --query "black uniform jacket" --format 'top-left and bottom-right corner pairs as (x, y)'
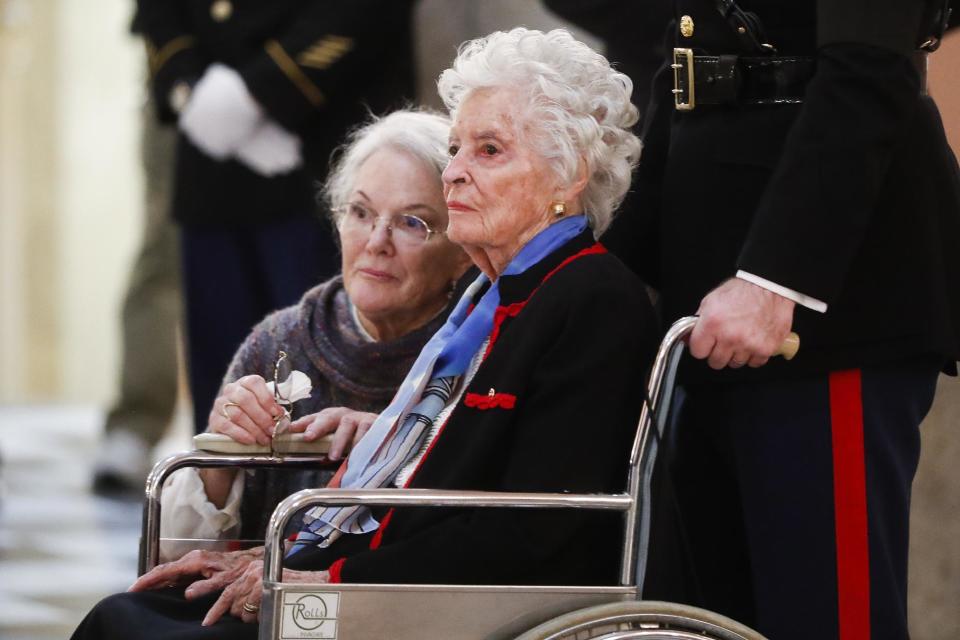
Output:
(285, 230), (659, 585)
(135, 0), (415, 227)
(604, 0), (960, 378)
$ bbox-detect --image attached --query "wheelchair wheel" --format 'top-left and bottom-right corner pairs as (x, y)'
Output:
(514, 600), (767, 640)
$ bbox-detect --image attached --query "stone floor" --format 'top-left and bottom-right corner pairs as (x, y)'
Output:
(0, 405), (190, 640)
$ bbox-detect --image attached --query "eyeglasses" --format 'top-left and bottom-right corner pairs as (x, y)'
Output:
(336, 202), (444, 247)
(272, 350), (292, 435)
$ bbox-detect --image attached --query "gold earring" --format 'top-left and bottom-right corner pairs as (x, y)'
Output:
(551, 201), (566, 218)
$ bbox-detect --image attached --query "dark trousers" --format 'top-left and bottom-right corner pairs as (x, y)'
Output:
(180, 216), (339, 433)
(71, 587), (256, 640)
(649, 359), (940, 640)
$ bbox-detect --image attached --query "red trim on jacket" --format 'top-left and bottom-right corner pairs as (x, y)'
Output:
(543, 243), (607, 282)
(464, 392), (517, 409)
(327, 557), (346, 583)
(484, 302), (526, 359)
(484, 243), (607, 358)
(369, 508), (395, 549)
(325, 459), (349, 488)
(829, 369), (871, 640)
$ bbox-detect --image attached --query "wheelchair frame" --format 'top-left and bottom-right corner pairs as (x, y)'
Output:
(140, 316), (767, 639)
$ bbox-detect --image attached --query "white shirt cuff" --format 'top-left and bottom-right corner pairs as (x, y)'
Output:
(736, 270), (828, 313)
(159, 467), (245, 540)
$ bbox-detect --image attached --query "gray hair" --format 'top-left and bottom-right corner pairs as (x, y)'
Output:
(323, 109), (452, 220)
(437, 28), (641, 236)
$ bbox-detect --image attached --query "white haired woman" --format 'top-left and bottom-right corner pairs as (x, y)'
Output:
(71, 29), (658, 639)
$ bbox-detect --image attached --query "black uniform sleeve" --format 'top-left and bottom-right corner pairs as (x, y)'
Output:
(736, 0), (926, 304)
(236, 0), (413, 133)
(337, 279), (656, 585)
(136, 0), (207, 123)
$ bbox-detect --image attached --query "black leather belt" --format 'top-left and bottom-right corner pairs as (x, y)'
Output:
(671, 48), (814, 110)
(672, 48), (929, 111)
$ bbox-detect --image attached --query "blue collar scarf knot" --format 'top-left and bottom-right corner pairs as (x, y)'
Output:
(291, 215), (588, 554)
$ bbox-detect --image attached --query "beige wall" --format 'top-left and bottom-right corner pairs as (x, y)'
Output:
(929, 33), (960, 147)
(908, 30), (960, 640)
(0, 0), (142, 404)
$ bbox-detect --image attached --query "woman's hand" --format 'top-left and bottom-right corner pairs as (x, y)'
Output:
(128, 547), (263, 599)
(209, 375), (285, 445)
(288, 407), (378, 460)
(202, 561), (329, 626)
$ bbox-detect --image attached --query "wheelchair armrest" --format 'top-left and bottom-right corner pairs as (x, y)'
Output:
(261, 487), (633, 584)
(139, 449), (338, 575)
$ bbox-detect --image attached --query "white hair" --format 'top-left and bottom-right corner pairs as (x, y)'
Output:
(324, 109), (451, 220)
(437, 28), (641, 236)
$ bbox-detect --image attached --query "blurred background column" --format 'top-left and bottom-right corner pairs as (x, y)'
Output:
(0, 0), (143, 406)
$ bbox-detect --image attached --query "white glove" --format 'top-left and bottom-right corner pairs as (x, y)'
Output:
(235, 118), (303, 176)
(179, 63), (263, 160)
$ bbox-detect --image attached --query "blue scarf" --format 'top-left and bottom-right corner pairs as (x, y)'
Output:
(291, 216), (588, 552)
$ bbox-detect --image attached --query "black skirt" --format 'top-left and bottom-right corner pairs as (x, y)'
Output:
(71, 587), (257, 640)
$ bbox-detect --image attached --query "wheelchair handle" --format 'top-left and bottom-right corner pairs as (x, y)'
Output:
(778, 332), (800, 360)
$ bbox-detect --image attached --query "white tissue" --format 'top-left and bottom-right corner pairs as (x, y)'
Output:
(266, 370), (312, 405)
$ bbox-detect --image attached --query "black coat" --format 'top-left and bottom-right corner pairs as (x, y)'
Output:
(134, 0), (415, 227)
(604, 0), (960, 378)
(286, 230), (659, 586)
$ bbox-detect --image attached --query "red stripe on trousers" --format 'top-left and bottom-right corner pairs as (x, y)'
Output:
(829, 369), (871, 640)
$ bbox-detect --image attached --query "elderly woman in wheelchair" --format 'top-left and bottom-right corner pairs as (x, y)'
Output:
(72, 28), (659, 639)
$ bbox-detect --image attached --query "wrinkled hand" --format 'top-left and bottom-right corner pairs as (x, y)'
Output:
(203, 561), (329, 626)
(288, 407), (378, 460)
(129, 547), (263, 599)
(209, 375), (286, 446)
(179, 63), (263, 160)
(689, 277), (795, 370)
(235, 119), (303, 177)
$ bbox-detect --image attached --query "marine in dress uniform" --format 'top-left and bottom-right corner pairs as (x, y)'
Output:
(136, 0), (416, 432)
(599, 1), (960, 638)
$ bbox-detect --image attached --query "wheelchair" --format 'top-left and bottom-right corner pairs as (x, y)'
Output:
(140, 316), (768, 640)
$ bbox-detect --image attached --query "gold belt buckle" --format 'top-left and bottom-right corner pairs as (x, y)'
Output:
(672, 48), (695, 111)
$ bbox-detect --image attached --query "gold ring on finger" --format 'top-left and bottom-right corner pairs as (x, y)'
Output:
(220, 402), (240, 420)
(242, 601), (259, 614)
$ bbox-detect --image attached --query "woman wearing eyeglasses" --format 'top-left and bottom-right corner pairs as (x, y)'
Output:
(159, 109), (472, 545)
